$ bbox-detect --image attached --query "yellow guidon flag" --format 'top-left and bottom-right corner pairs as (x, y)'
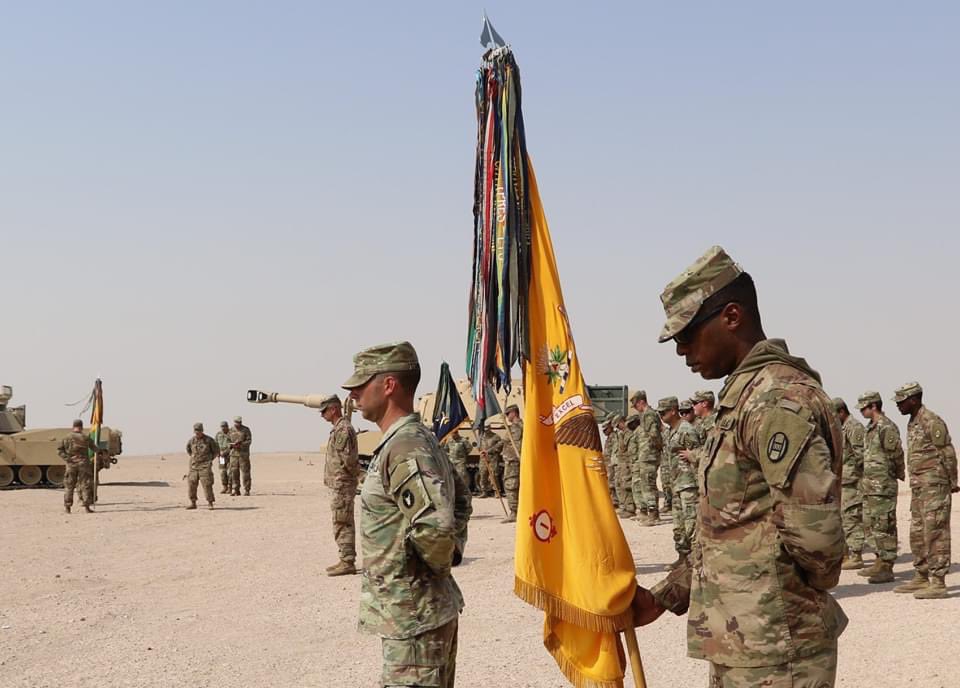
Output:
(513, 164), (638, 688)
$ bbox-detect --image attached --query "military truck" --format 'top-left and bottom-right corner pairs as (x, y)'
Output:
(0, 385), (123, 488)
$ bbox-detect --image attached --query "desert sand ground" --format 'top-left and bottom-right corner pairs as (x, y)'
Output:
(1, 453), (957, 688)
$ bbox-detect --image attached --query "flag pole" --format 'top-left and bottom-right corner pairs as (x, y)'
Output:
(623, 612), (648, 688)
(476, 431), (509, 516)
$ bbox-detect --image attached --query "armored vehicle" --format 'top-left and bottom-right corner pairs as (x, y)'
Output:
(0, 385), (122, 488)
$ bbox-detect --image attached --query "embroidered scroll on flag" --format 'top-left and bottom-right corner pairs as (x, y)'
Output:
(466, 36), (639, 688)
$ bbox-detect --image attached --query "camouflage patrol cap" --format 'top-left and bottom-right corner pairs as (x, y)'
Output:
(505, 403), (519, 415)
(342, 340), (420, 389)
(831, 398), (846, 412)
(233, 416), (243, 423)
(629, 390), (647, 403)
(608, 413), (623, 425)
(193, 422), (204, 431)
(893, 382), (923, 403)
(72, 419), (83, 429)
(692, 389), (715, 404)
(626, 412), (641, 429)
(657, 396), (679, 413)
(317, 394), (341, 412)
(857, 391), (881, 409)
(658, 246), (744, 343)
(220, 420), (229, 428)
(678, 399), (694, 413)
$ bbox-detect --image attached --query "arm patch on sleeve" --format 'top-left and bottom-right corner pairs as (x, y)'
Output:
(881, 426), (899, 451)
(388, 457), (434, 523)
(931, 420), (949, 448)
(758, 406), (816, 489)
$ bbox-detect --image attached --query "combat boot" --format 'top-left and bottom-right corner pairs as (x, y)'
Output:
(616, 509), (635, 519)
(841, 552), (864, 570)
(207, 502), (215, 510)
(64, 505), (71, 514)
(244, 490), (250, 496)
(84, 505), (93, 513)
(220, 488), (229, 494)
(186, 501), (197, 510)
(857, 558), (882, 577)
(913, 575), (948, 599)
(644, 510), (659, 526)
(867, 560), (895, 584)
(326, 560), (357, 577)
(893, 571), (929, 593)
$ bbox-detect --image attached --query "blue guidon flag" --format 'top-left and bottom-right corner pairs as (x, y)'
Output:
(431, 362), (470, 442)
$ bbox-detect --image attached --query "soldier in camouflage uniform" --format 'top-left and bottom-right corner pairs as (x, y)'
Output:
(227, 416), (253, 496)
(658, 414), (672, 512)
(857, 391), (905, 584)
(630, 390), (664, 526)
(691, 390), (716, 443)
(443, 429), (474, 564)
(501, 404), (523, 523)
(57, 419), (97, 513)
(661, 397), (702, 567)
(343, 341), (467, 687)
(602, 417), (619, 508)
(320, 394), (360, 576)
(634, 246), (847, 687)
(615, 415), (637, 518)
(215, 420), (232, 494)
(477, 424), (503, 498)
(832, 398), (866, 570)
(185, 422), (218, 510)
(892, 382), (958, 599)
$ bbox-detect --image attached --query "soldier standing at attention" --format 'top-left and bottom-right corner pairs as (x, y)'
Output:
(602, 416), (619, 508)
(615, 415), (637, 519)
(630, 390), (663, 526)
(892, 382), (958, 599)
(445, 429), (473, 494)
(477, 423), (503, 498)
(633, 246), (847, 687)
(319, 394), (360, 577)
(660, 397), (701, 568)
(690, 390), (716, 444)
(228, 415), (253, 496)
(215, 420), (232, 494)
(501, 403), (523, 523)
(343, 341), (466, 687)
(857, 391), (905, 584)
(57, 419), (97, 514)
(185, 422), (218, 510)
(833, 398), (867, 570)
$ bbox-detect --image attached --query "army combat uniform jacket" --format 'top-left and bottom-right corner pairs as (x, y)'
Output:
(634, 409), (663, 464)
(863, 415), (904, 496)
(358, 414), (467, 640)
(58, 432), (97, 465)
(186, 434), (219, 469)
(907, 407), (957, 490)
(669, 420), (702, 491)
(325, 417), (359, 493)
(652, 339), (847, 668)
(841, 416), (866, 488)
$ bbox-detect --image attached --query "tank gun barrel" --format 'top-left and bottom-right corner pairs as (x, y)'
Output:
(246, 390), (328, 410)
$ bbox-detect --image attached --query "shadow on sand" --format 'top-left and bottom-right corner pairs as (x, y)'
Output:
(100, 481), (170, 487)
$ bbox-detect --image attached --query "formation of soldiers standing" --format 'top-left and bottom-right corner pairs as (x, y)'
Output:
(600, 380), (957, 599)
(185, 416), (253, 509)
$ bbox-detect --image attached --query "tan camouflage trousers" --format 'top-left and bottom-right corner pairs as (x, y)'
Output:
(502, 459), (520, 517)
(239, 455), (252, 493)
(709, 641), (837, 687)
(477, 455), (501, 496)
(660, 460), (673, 510)
(381, 617), (458, 688)
(840, 483), (864, 554)
(672, 487), (697, 555)
(228, 456), (242, 495)
(632, 460), (659, 514)
(63, 460), (92, 508)
(188, 466), (215, 504)
(615, 459), (635, 514)
(607, 458), (618, 507)
(909, 483), (952, 578)
(863, 493), (898, 562)
(330, 487), (356, 564)
(219, 457), (231, 492)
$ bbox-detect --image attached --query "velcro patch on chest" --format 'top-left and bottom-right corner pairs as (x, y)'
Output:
(389, 457), (434, 524)
(758, 406), (816, 489)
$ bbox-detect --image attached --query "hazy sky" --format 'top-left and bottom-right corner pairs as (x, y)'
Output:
(3, 3), (958, 454)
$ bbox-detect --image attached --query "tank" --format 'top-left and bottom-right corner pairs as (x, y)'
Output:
(0, 385), (123, 488)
